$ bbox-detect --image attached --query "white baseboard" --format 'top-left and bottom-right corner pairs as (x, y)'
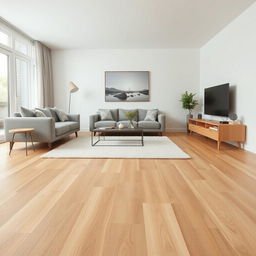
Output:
(80, 128), (187, 132)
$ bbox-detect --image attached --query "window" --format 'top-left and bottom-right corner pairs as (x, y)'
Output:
(15, 58), (29, 111)
(0, 52), (9, 120)
(0, 29), (11, 47)
(14, 36), (31, 56)
(0, 20), (35, 116)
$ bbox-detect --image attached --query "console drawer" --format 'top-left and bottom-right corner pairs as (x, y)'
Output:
(189, 124), (218, 141)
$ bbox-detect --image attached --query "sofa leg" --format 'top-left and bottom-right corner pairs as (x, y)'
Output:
(48, 143), (52, 149)
(75, 132), (78, 138)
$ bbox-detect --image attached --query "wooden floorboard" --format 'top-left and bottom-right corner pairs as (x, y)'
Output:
(0, 132), (256, 256)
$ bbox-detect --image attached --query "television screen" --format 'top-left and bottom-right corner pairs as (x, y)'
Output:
(204, 83), (229, 117)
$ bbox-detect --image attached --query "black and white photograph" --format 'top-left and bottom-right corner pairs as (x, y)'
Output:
(105, 71), (150, 102)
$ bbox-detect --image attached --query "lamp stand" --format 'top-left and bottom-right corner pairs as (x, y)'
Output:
(68, 92), (71, 113)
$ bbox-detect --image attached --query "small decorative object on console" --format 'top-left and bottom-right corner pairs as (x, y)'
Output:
(229, 113), (238, 124)
(118, 123), (124, 129)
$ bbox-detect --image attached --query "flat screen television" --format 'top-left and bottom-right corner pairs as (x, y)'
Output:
(204, 83), (229, 117)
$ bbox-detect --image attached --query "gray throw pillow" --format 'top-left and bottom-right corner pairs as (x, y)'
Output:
(144, 109), (158, 121)
(20, 106), (35, 117)
(35, 110), (47, 117)
(48, 107), (60, 122)
(55, 108), (69, 122)
(98, 109), (113, 120)
(35, 108), (52, 117)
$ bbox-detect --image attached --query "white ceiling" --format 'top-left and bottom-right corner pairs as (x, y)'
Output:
(0, 0), (255, 50)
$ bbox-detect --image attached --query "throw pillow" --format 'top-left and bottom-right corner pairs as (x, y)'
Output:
(35, 110), (47, 117)
(48, 107), (60, 122)
(119, 109), (138, 121)
(35, 108), (52, 117)
(55, 108), (69, 122)
(144, 109), (158, 121)
(98, 109), (113, 120)
(20, 106), (35, 117)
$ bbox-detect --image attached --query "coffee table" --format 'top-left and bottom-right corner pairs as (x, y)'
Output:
(91, 128), (144, 146)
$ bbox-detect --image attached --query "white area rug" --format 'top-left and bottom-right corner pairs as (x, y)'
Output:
(41, 136), (190, 159)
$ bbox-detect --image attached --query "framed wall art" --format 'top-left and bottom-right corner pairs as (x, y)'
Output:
(105, 71), (150, 102)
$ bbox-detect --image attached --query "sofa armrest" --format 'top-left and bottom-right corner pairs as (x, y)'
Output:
(158, 114), (166, 132)
(67, 114), (80, 124)
(4, 117), (55, 142)
(89, 114), (100, 131)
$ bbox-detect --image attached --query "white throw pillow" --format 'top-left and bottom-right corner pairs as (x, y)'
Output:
(144, 109), (158, 121)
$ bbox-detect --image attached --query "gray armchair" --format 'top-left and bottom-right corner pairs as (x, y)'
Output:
(5, 114), (80, 148)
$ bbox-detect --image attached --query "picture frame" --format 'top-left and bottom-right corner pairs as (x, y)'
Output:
(105, 71), (150, 102)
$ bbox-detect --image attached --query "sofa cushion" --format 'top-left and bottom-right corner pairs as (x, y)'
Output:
(48, 108), (60, 122)
(55, 121), (79, 136)
(144, 109), (158, 121)
(35, 110), (47, 117)
(98, 109), (113, 120)
(55, 108), (69, 122)
(35, 108), (52, 117)
(13, 112), (22, 117)
(55, 122), (70, 136)
(94, 121), (116, 128)
(68, 121), (79, 131)
(20, 106), (35, 117)
(138, 121), (160, 129)
(118, 109), (138, 121)
(117, 120), (138, 128)
(138, 109), (147, 121)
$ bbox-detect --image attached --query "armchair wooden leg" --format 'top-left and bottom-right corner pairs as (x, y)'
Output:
(9, 133), (15, 156)
(48, 143), (52, 149)
(75, 132), (78, 137)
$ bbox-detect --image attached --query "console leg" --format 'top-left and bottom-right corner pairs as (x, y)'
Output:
(217, 141), (221, 150)
(75, 132), (78, 137)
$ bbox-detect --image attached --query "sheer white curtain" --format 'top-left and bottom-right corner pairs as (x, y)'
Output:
(35, 41), (54, 108)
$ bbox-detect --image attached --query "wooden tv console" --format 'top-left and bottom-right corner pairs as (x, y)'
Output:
(188, 118), (246, 150)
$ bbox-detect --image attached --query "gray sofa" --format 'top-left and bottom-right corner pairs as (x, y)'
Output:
(4, 113), (80, 148)
(89, 109), (165, 134)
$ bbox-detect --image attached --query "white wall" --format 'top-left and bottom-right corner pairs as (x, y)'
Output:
(200, 3), (256, 153)
(52, 49), (200, 131)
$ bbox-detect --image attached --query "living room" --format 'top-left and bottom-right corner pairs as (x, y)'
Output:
(0, 0), (256, 255)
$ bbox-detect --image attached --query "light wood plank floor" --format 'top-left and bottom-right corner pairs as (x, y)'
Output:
(0, 132), (256, 256)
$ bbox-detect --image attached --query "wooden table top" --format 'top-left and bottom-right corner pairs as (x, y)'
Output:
(9, 128), (35, 134)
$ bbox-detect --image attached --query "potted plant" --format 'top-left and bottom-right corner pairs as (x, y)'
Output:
(180, 91), (198, 118)
(124, 111), (137, 128)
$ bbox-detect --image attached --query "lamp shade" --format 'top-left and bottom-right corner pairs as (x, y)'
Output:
(68, 81), (79, 93)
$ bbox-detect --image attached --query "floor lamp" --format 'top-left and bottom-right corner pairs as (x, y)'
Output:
(68, 81), (79, 113)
